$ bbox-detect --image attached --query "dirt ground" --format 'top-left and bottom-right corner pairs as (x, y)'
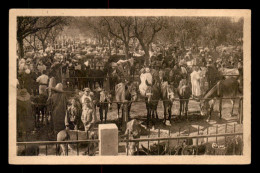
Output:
(17, 90), (243, 156)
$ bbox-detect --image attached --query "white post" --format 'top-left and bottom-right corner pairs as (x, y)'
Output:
(98, 124), (118, 156)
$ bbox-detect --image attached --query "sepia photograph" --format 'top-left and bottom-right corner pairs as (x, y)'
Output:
(9, 9), (251, 164)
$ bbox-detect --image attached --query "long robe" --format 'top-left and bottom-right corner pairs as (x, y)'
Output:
(190, 70), (202, 97)
(139, 72), (152, 97)
(48, 92), (67, 132)
(17, 95), (34, 141)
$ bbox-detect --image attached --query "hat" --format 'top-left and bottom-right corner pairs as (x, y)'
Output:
(140, 68), (146, 73)
(20, 58), (26, 64)
(17, 88), (30, 101)
(25, 69), (31, 74)
(83, 88), (91, 92)
(179, 60), (186, 66)
(51, 83), (64, 93)
(145, 67), (150, 73)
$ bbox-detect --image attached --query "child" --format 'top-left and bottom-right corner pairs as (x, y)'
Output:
(65, 98), (80, 130)
(81, 97), (95, 131)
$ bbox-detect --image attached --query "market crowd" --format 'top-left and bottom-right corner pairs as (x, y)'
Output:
(16, 39), (243, 142)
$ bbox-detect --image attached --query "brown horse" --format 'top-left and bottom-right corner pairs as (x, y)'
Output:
(161, 78), (175, 125)
(145, 81), (161, 127)
(200, 77), (241, 122)
(177, 79), (192, 119)
(115, 81), (138, 123)
(98, 90), (113, 123)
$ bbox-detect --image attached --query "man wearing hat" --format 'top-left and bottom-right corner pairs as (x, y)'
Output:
(206, 58), (220, 89)
(22, 68), (33, 95)
(47, 83), (67, 134)
(17, 88), (34, 141)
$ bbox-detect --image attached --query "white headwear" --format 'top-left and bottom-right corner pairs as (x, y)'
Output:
(25, 69), (31, 74)
(84, 61), (89, 67)
(145, 68), (150, 73)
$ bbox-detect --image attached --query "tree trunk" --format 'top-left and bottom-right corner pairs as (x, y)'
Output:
(124, 43), (130, 59)
(17, 36), (24, 58)
(144, 46), (150, 66)
(108, 39), (111, 56)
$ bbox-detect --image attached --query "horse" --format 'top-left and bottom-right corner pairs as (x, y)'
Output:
(98, 90), (113, 123)
(56, 129), (98, 156)
(145, 80), (161, 127)
(161, 79), (175, 125)
(200, 77), (241, 122)
(177, 79), (192, 119)
(115, 80), (138, 128)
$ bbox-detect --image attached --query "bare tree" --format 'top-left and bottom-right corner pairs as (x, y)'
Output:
(103, 17), (135, 59)
(133, 17), (166, 66)
(47, 25), (64, 45)
(24, 33), (39, 52)
(17, 17), (68, 57)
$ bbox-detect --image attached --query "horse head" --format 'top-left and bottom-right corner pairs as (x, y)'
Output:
(199, 98), (210, 116)
(128, 82), (138, 102)
(167, 84), (175, 102)
(146, 81), (161, 104)
(100, 90), (113, 109)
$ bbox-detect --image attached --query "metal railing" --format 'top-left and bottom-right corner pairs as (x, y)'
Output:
(17, 135), (99, 156)
(121, 123), (243, 156)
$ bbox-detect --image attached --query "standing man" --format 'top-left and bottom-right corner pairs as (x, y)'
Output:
(47, 83), (67, 135)
(206, 58), (220, 89)
(36, 70), (49, 96)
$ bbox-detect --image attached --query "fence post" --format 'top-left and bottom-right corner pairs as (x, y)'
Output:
(98, 124), (118, 156)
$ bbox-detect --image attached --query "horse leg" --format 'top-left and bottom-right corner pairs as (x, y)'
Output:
(145, 102), (149, 126)
(163, 103), (167, 124)
(128, 102), (132, 120)
(219, 98), (222, 119)
(185, 101), (189, 120)
(230, 99), (235, 117)
(179, 101), (182, 119)
(104, 104), (108, 124)
(99, 104), (103, 123)
(156, 108), (159, 120)
(117, 103), (121, 119)
(168, 105), (172, 122)
(147, 107), (150, 127)
(207, 99), (216, 122)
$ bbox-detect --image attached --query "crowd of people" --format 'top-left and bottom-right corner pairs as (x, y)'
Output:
(16, 38), (243, 142)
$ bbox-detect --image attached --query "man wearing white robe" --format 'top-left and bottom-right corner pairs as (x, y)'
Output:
(190, 66), (202, 98)
(139, 68), (152, 97)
